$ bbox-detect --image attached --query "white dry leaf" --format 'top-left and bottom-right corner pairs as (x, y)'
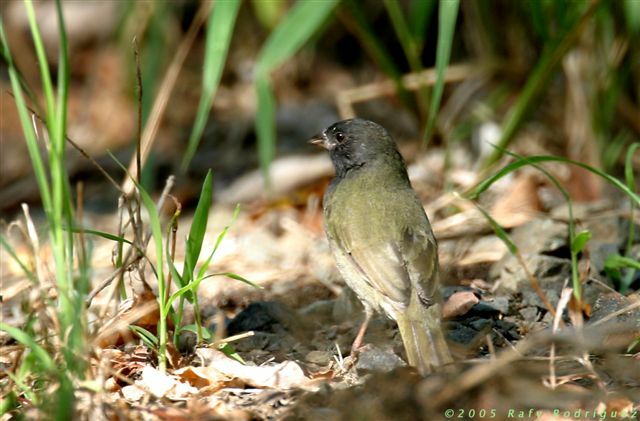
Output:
(196, 348), (310, 389)
(121, 385), (145, 402)
(138, 365), (197, 400)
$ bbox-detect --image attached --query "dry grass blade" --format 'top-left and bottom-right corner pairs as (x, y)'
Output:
(548, 287), (573, 389)
(121, 2), (212, 194)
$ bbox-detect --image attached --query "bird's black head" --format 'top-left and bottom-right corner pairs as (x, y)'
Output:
(309, 119), (403, 178)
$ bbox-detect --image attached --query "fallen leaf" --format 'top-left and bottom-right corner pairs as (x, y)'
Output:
(490, 173), (543, 229)
(137, 365), (197, 400)
(121, 384), (145, 402)
(443, 291), (480, 319)
(175, 365), (244, 393)
(196, 348), (310, 389)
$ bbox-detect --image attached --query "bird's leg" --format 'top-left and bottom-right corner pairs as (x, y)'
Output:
(350, 305), (373, 357)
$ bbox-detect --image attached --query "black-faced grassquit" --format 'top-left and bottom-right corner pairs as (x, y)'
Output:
(310, 118), (452, 374)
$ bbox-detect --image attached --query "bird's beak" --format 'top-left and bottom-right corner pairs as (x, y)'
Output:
(308, 132), (328, 149)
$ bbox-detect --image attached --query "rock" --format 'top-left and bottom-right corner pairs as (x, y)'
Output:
(298, 299), (335, 325)
(510, 219), (568, 256)
(233, 331), (297, 353)
(587, 293), (640, 351)
(493, 254), (570, 308)
(305, 350), (333, 365)
(591, 243), (620, 273)
(471, 296), (510, 316)
(590, 293), (640, 325)
(227, 301), (300, 335)
(446, 322), (479, 345)
(469, 318), (494, 331)
(227, 301), (311, 344)
(518, 306), (540, 322)
(355, 345), (406, 372)
(494, 319), (521, 341)
(520, 287), (561, 310)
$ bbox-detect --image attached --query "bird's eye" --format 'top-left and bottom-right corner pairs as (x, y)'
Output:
(335, 132), (345, 142)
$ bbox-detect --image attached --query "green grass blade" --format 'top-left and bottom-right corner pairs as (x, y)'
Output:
(481, 1), (599, 168)
(130, 325), (159, 348)
(136, 185), (168, 370)
(0, 234), (37, 284)
(624, 143), (638, 205)
(181, 1), (241, 172)
(255, 0), (338, 187)
(179, 324), (212, 340)
(196, 204), (241, 280)
(23, 0), (55, 127)
(624, 0), (640, 35)
(527, 0), (550, 42)
(605, 255), (640, 271)
(255, 76), (276, 187)
(623, 142), (639, 286)
(182, 170), (214, 285)
(571, 230), (592, 255)
(468, 155), (640, 207)
(0, 23), (52, 217)
(255, 0), (338, 74)
(112, 154), (168, 370)
(70, 228), (134, 245)
(342, 0), (406, 95)
(469, 202), (518, 255)
(54, 0), (69, 157)
(423, 0), (460, 144)
(0, 324), (57, 373)
(207, 272), (261, 289)
(384, 0), (422, 72)
(409, 0), (436, 45)
(384, 0), (429, 115)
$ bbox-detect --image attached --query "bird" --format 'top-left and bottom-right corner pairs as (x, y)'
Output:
(310, 118), (452, 374)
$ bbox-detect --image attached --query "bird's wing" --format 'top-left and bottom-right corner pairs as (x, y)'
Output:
(332, 224), (437, 309)
(398, 227), (439, 306)
(344, 237), (411, 306)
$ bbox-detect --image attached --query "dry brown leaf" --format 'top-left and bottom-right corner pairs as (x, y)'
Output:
(443, 291), (480, 319)
(490, 173), (543, 229)
(175, 366), (244, 394)
(94, 289), (161, 348)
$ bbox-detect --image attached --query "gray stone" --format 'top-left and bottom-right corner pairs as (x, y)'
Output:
(355, 344), (406, 372)
(494, 254), (570, 309)
(480, 296), (510, 315)
(469, 318), (494, 331)
(510, 219), (568, 255)
(518, 306), (540, 322)
(446, 322), (480, 345)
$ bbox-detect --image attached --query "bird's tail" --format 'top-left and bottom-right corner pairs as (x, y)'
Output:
(396, 297), (452, 375)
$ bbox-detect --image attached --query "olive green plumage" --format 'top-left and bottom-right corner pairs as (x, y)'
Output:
(311, 118), (452, 374)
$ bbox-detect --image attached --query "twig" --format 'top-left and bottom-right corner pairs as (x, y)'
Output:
(86, 176), (175, 305)
(76, 182), (87, 267)
(210, 331), (256, 347)
(337, 63), (475, 119)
